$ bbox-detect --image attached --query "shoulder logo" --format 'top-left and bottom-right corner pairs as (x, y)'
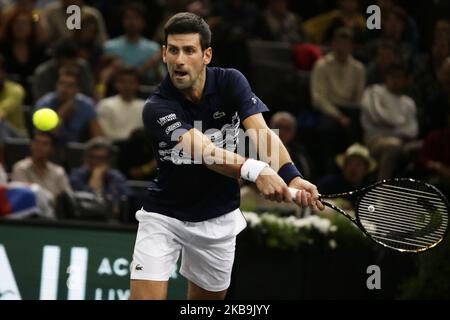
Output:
(157, 113), (177, 126)
(251, 97), (257, 105)
(213, 111), (226, 119)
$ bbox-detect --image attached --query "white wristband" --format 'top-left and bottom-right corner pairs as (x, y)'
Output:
(240, 159), (269, 182)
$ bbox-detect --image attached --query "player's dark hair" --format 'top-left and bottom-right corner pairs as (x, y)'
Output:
(164, 12), (211, 50)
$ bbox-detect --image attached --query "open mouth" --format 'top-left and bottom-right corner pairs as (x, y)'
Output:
(174, 70), (188, 79)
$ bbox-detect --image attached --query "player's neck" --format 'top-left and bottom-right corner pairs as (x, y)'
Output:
(181, 68), (206, 104)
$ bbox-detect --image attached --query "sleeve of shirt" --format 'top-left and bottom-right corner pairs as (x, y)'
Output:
(142, 101), (193, 148)
(0, 83), (25, 115)
(11, 164), (28, 183)
(83, 97), (98, 122)
(112, 171), (133, 197)
(34, 95), (52, 111)
(69, 169), (94, 193)
(226, 69), (269, 121)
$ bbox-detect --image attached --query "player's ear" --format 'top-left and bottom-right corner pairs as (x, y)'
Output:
(162, 45), (167, 63)
(203, 47), (212, 65)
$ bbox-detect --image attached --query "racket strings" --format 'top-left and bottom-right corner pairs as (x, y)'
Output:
(357, 180), (449, 252)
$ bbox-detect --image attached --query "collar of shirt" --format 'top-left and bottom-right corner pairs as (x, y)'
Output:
(157, 67), (217, 103)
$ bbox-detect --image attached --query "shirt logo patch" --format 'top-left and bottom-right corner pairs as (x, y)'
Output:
(157, 113), (176, 126)
(213, 111), (226, 119)
(251, 97), (257, 104)
(165, 121), (181, 134)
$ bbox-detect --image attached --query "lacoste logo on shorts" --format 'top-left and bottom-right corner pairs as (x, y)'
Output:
(135, 264), (143, 271)
(213, 111), (226, 119)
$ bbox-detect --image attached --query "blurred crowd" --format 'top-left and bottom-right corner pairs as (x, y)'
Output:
(0, 0), (449, 222)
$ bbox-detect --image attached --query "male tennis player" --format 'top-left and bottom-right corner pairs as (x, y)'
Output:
(130, 12), (324, 300)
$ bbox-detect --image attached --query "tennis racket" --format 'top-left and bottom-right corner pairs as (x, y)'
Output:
(289, 178), (449, 253)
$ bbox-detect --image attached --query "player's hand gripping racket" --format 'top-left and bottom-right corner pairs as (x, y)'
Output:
(289, 178), (449, 253)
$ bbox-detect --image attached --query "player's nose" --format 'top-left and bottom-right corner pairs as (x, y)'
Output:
(174, 52), (186, 65)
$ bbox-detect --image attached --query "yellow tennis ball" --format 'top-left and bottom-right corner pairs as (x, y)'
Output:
(32, 108), (59, 131)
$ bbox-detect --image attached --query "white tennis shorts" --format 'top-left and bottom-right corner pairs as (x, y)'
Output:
(130, 208), (247, 292)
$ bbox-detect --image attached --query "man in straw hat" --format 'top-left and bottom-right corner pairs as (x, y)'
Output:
(318, 143), (377, 196)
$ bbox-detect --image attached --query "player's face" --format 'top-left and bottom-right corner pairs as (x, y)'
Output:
(163, 33), (212, 90)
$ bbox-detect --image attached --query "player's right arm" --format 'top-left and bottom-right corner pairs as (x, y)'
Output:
(177, 127), (293, 203)
(143, 102), (292, 203)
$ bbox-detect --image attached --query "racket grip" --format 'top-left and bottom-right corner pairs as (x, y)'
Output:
(288, 187), (299, 200)
(288, 188), (323, 200)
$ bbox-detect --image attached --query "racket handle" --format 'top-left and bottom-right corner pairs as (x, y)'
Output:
(288, 187), (299, 200)
(288, 188), (323, 200)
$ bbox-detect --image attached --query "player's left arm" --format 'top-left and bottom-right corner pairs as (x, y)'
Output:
(242, 113), (324, 210)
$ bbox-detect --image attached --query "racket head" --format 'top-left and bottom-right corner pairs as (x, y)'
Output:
(354, 178), (449, 253)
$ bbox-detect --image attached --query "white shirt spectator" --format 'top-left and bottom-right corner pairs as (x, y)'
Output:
(97, 95), (145, 141)
(11, 157), (72, 200)
(311, 52), (366, 118)
(361, 84), (418, 144)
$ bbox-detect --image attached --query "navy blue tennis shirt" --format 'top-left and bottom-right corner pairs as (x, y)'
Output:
(142, 67), (269, 222)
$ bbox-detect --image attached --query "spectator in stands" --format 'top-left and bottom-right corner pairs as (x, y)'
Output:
(1, 0), (49, 44)
(311, 27), (365, 171)
(0, 53), (27, 138)
(97, 67), (145, 142)
(0, 8), (49, 105)
(117, 128), (156, 181)
(412, 26), (450, 124)
(361, 63), (418, 179)
(103, 2), (165, 85)
(208, 0), (257, 73)
(0, 163), (6, 183)
(303, 0), (366, 45)
(417, 110), (450, 198)
(363, 6), (416, 65)
(373, 0), (420, 49)
(269, 111), (311, 179)
(34, 66), (103, 144)
(318, 143), (376, 196)
(72, 12), (104, 70)
(69, 137), (132, 218)
(44, 0), (108, 45)
(11, 131), (72, 205)
(257, 0), (305, 43)
(94, 54), (123, 102)
(32, 37), (95, 101)
(366, 40), (401, 86)
(210, 0), (258, 38)
(420, 57), (450, 138)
